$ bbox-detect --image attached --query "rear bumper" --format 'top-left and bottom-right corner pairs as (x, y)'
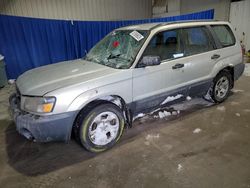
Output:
(9, 94), (78, 142)
(234, 63), (245, 81)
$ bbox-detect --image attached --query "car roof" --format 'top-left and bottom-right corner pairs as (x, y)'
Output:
(117, 23), (160, 30)
(117, 20), (229, 31)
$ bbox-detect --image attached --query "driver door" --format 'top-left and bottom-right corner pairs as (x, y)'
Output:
(132, 29), (187, 113)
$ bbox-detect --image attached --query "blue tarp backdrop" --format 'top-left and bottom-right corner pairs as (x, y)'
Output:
(0, 9), (214, 79)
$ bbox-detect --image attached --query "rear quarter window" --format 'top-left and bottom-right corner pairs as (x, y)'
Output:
(211, 25), (236, 47)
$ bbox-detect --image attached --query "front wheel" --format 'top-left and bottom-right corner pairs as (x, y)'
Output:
(75, 103), (125, 153)
(205, 71), (232, 103)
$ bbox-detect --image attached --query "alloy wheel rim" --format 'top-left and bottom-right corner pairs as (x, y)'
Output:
(215, 76), (229, 99)
(88, 111), (119, 146)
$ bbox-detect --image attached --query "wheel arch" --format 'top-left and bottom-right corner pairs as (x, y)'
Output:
(70, 95), (132, 140)
(216, 66), (234, 88)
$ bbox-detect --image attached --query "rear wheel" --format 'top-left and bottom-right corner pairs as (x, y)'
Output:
(75, 103), (125, 152)
(205, 71), (232, 103)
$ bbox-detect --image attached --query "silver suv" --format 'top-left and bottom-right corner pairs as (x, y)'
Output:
(10, 21), (244, 152)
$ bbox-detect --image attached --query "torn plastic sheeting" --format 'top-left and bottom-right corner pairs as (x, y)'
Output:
(161, 94), (183, 105)
(133, 113), (145, 121)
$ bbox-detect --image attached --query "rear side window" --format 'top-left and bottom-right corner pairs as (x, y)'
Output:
(211, 25), (235, 47)
(182, 27), (214, 56)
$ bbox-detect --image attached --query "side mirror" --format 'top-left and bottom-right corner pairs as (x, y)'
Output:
(138, 56), (161, 68)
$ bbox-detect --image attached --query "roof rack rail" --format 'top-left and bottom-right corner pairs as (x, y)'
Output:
(150, 19), (223, 30)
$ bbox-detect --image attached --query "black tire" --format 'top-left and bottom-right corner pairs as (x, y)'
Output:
(205, 70), (232, 103)
(74, 103), (125, 153)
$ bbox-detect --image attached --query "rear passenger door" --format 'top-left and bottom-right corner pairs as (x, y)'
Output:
(178, 26), (217, 96)
(181, 26), (216, 80)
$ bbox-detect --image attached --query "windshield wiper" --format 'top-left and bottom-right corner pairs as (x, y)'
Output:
(107, 53), (121, 60)
(107, 53), (133, 62)
(85, 55), (101, 63)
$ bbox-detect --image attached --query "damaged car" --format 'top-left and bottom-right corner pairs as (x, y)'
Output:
(10, 21), (244, 152)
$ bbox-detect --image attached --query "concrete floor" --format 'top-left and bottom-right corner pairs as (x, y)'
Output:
(0, 66), (250, 188)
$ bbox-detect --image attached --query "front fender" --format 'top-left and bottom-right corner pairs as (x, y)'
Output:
(67, 80), (132, 112)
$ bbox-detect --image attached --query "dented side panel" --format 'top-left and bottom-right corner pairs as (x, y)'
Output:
(130, 79), (212, 114)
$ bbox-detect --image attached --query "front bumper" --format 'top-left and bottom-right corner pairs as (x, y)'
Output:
(9, 94), (78, 142)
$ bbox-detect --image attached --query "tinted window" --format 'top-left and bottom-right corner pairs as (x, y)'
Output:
(143, 29), (184, 61)
(211, 25), (235, 47)
(182, 27), (214, 56)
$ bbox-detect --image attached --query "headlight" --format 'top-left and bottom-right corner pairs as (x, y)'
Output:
(23, 96), (56, 113)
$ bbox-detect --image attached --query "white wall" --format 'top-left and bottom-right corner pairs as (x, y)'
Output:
(180, 0), (231, 21)
(230, 0), (250, 51)
(153, 0), (180, 18)
(153, 0), (231, 20)
(0, 0), (152, 21)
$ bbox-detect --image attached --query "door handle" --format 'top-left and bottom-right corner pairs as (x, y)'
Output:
(172, 63), (184, 70)
(211, 54), (220, 60)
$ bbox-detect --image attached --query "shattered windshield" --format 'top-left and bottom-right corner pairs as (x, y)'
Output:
(85, 30), (149, 69)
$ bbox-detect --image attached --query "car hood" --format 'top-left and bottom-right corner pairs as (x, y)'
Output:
(16, 59), (117, 96)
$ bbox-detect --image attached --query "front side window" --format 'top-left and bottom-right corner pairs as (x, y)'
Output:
(211, 25), (235, 47)
(182, 27), (214, 56)
(85, 30), (149, 69)
(142, 29), (184, 61)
